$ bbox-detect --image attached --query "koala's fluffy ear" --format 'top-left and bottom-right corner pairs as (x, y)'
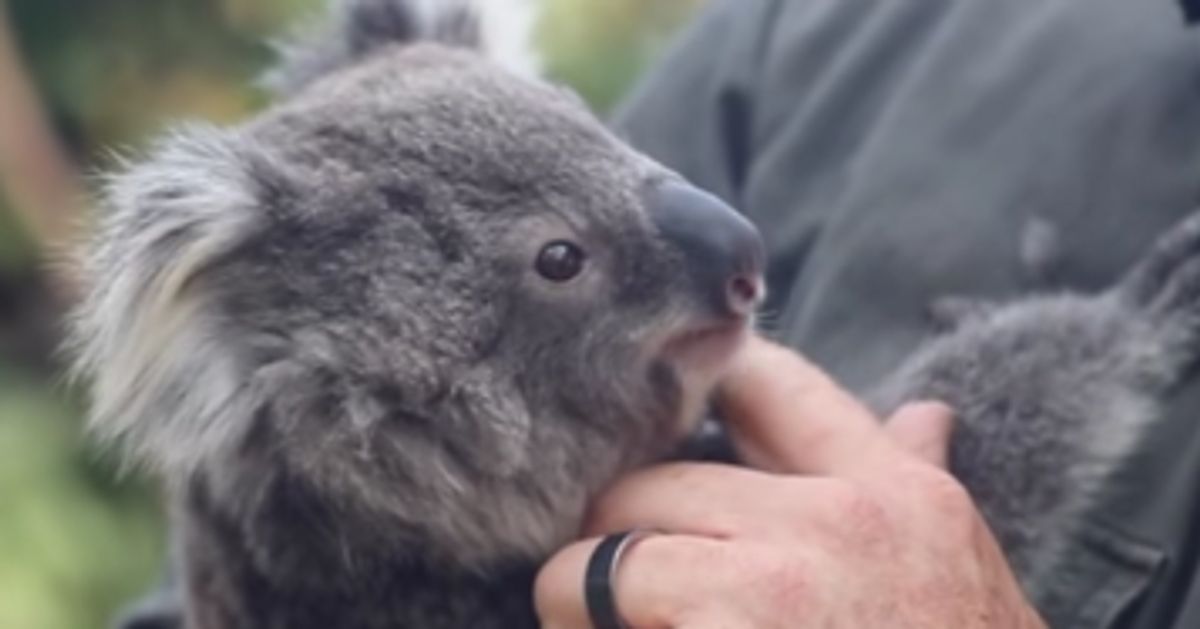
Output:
(269, 0), (541, 94)
(70, 125), (287, 478)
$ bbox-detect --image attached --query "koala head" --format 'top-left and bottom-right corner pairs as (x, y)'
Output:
(71, 0), (764, 571)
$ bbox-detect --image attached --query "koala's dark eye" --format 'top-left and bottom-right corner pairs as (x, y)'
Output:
(535, 241), (586, 282)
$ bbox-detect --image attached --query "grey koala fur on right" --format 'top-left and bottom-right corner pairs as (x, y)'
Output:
(868, 214), (1200, 595)
(76, 0), (1200, 627)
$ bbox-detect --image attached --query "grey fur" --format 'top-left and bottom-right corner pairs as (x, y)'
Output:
(74, 2), (749, 627)
(74, 0), (1200, 626)
(869, 209), (1200, 604)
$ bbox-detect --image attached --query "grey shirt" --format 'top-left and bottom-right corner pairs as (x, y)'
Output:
(615, 1), (1200, 627)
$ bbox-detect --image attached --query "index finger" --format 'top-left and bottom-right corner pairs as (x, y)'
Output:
(716, 336), (900, 476)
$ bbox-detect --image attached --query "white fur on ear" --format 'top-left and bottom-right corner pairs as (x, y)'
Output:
(392, 0), (544, 77)
(449, 0), (543, 78)
(270, 0), (544, 94)
(71, 125), (277, 477)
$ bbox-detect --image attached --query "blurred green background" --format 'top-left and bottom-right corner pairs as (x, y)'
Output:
(0, 1), (700, 627)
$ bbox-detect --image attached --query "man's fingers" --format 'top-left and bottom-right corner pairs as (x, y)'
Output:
(585, 462), (824, 538)
(883, 401), (956, 468)
(535, 533), (730, 629)
(717, 336), (897, 476)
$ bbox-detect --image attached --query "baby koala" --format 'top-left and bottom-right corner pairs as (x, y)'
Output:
(73, 0), (1200, 627)
(868, 210), (1200, 608)
(72, 1), (762, 627)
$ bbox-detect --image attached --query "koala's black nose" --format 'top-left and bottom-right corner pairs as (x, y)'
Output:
(646, 180), (766, 318)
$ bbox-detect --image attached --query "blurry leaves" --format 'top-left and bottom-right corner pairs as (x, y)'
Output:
(7, 0), (302, 154)
(0, 367), (163, 629)
(539, 0), (703, 112)
(0, 198), (33, 270)
(219, 0), (323, 35)
(1, 0), (702, 175)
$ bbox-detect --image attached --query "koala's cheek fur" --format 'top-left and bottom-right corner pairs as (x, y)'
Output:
(253, 359), (606, 566)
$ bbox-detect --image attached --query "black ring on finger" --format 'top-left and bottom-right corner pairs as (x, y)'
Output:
(584, 530), (651, 629)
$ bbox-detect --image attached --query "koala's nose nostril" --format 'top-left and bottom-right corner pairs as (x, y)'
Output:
(646, 179), (766, 318)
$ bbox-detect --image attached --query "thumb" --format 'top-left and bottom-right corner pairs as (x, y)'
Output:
(883, 401), (956, 468)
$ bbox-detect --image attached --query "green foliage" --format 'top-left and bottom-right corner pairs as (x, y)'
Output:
(0, 1), (699, 627)
(0, 367), (163, 629)
(539, 0), (703, 112)
(9, 0), (320, 158)
(0, 197), (34, 271)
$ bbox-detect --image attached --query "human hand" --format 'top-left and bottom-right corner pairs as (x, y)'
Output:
(535, 337), (1045, 628)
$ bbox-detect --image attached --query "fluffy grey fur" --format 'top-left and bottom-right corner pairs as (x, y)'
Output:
(869, 209), (1200, 603)
(74, 0), (1200, 626)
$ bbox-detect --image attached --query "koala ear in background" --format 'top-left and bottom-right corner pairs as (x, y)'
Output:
(926, 295), (997, 333)
(70, 125), (290, 478)
(267, 0), (542, 95)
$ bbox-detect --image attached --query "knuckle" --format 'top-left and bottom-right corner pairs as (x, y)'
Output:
(630, 536), (726, 621)
(766, 478), (898, 546)
(919, 470), (974, 516)
(820, 479), (891, 540)
(913, 469), (980, 536)
(744, 549), (816, 618)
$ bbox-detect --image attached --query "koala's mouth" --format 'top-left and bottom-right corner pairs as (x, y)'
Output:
(661, 318), (752, 369)
(656, 315), (754, 437)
